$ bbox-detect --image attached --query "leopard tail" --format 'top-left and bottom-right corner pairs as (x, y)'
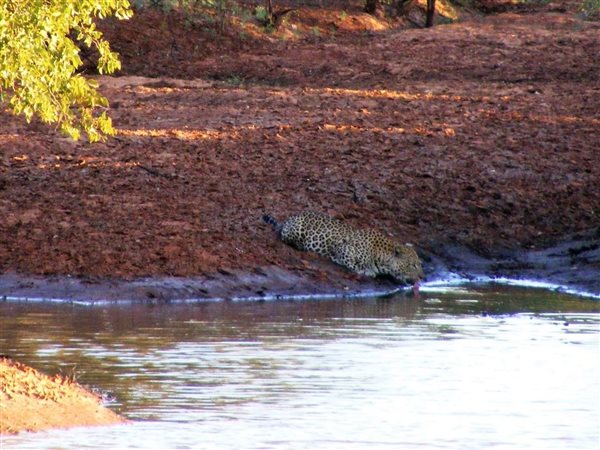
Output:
(262, 214), (283, 234)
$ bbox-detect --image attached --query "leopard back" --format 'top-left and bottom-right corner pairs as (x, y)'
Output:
(279, 211), (352, 257)
(264, 210), (423, 284)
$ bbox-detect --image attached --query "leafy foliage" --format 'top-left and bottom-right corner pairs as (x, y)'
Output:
(135, 0), (238, 30)
(581, 0), (600, 16)
(0, 0), (132, 142)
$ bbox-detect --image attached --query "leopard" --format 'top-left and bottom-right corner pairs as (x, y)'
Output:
(263, 210), (424, 285)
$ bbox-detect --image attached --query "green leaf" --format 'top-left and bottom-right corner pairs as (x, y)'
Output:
(0, 0), (132, 142)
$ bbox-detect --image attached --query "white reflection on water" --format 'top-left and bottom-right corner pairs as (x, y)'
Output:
(1, 304), (599, 450)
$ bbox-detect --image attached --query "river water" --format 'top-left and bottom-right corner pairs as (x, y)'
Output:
(1, 285), (599, 450)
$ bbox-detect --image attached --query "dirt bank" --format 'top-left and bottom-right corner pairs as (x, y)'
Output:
(0, 357), (126, 434)
(1, 2), (599, 298)
(1, 226), (598, 304)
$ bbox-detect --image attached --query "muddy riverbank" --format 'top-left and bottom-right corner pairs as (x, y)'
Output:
(2, 229), (598, 303)
(1, 2), (599, 300)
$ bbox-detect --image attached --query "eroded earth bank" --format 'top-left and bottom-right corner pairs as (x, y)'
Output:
(1, 1), (599, 303)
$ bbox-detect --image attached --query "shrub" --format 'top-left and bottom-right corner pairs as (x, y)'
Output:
(0, 0), (132, 142)
(581, 0), (600, 16)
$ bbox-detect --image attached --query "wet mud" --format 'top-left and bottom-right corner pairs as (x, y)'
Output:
(423, 228), (600, 296)
(2, 229), (598, 303)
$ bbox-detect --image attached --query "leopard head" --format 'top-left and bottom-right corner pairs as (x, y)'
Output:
(384, 244), (424, 284)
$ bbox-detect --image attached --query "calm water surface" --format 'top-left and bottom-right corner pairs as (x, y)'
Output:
(1, 285), (599, 450)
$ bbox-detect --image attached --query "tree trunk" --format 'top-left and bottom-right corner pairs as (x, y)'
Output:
(425, 0), (436, 27)
(364, 0), (379, 15)
(265, 0), (274, 25)
(395, 0), (412, 16)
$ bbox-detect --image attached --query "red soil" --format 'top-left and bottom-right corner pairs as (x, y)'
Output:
(1, 1), (598, 282)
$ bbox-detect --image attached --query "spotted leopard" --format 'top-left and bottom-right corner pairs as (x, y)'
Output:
(263, 210), (423, 284)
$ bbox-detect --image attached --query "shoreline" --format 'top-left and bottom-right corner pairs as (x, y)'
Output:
(2, 232), (598, 304)
(0, 358), (127, 435)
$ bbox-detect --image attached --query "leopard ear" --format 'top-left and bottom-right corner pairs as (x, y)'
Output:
(394, 247), (403, 257)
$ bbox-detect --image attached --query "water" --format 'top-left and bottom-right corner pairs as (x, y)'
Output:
(1, 285), (599, 450)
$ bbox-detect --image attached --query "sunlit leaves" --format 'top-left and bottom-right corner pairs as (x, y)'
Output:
(0, 0), (132, 142)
